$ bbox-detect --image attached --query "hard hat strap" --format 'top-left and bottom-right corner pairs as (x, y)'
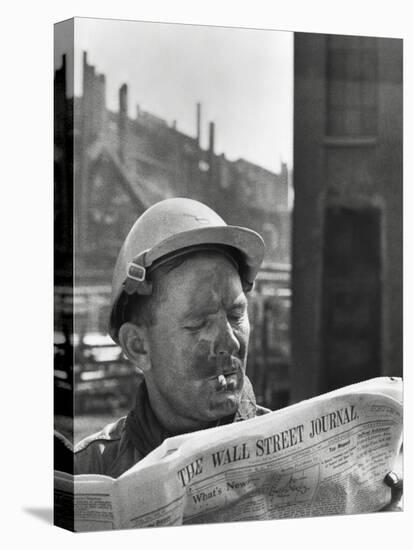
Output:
(127, 262), (146, 283)
(124, 249), (153, 296)
(123, 244), (240, 296)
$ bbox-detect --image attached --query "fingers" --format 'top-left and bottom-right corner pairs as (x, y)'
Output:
(382, 471), (403, 511)
(384, 471), (403, 490)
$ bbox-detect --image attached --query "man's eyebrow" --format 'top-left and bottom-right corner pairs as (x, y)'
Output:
(179, 302), (219, 320)
(180, 295), (247, 321)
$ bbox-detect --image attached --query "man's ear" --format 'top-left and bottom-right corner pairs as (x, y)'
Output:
(118, 322), (151, 372)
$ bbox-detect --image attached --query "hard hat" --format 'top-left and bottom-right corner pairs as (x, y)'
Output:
(109, 198), (265, 343)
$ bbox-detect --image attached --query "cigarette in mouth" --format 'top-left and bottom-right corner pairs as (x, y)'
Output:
(217, 374), (227, 389)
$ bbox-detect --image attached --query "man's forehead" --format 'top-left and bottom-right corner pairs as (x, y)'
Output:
(182, 254), (241, 284)
(189, 284), (246, 311)
(182, 260), (246, 308)
(166, 253), (245, 310)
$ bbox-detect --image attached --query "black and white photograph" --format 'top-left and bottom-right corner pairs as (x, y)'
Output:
(52, 16), (403, 532)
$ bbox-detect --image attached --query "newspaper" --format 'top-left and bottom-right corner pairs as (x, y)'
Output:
(55, 377), (403, 531)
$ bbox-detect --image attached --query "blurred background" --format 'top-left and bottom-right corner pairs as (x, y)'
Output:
(54, 20), (402, 444)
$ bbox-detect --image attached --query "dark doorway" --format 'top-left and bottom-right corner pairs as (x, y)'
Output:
(322, 206), (381, 391)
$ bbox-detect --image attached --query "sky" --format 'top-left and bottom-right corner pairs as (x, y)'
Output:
(57, 17), (293, 173)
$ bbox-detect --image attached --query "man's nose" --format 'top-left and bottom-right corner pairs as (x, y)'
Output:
(214, 316), (240, 357)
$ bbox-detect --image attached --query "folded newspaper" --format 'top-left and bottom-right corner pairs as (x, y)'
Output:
(55, 377), (403, 531)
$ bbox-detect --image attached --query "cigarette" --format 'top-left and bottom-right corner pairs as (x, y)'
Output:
(217, 374), (227, 389)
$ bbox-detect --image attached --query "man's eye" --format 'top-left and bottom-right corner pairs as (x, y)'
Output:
(185, 320), (207, 331)
(229, 311), (245, 324)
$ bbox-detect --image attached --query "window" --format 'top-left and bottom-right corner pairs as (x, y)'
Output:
(326, 36), (378, 136)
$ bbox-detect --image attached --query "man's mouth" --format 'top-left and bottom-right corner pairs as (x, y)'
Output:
(216, 372), (239, 392)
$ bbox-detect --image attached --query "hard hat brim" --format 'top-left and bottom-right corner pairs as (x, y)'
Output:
(144, 225), (265, 280)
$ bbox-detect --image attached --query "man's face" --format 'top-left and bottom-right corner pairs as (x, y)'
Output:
(144, 252), (250, 429)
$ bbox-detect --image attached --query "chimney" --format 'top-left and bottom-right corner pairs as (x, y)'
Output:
(61, 53), (66, 88)
(119, 83), (128, 116)
(208, 121), (215, 183)
(95, 73), (106, 133)
(81, 51), (94, 143)
(82, 51), (92, 100)
(196, 103), (202, 147)
(55, 54), (66, 101)
(118, 83), (128, 161)
(208, 121), (215, 155)
(82, 51), (87, 81)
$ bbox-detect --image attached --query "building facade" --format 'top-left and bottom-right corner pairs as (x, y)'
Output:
(292, 34), (402, 401)
(66, 52), (291, 291)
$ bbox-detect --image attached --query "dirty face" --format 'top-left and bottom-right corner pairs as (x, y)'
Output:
(144, 252), (250, 431)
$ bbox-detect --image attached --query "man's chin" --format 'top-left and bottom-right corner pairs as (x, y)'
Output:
(191, 373), (245, 423)
(208, 390), (242, 420)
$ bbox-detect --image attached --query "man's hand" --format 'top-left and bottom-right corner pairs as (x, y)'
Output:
(380, 471), (403, 511)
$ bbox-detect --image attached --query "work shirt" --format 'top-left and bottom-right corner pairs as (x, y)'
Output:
(75, 376), (269, 478)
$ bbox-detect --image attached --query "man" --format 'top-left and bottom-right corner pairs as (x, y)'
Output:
(74, 198), (401, 510)
(75, 198), (269, 477)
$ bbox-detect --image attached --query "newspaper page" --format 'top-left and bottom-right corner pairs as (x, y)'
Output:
(55, 471), (121, 531)
(69, 377), (402, 530)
